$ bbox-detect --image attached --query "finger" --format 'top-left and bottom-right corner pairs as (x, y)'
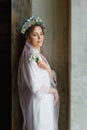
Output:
(54, 98), (58, 105)
(37, 61), (42, 66)
(37, 61), (45, 67)
(54, 96), (59, 104)
(37, 61), (41, 64)
(54, 94), (59, 103)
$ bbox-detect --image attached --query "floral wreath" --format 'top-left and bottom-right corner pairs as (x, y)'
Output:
(20, 16), (45, 34)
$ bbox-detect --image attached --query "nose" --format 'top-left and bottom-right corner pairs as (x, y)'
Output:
(38, 34), (41, 39)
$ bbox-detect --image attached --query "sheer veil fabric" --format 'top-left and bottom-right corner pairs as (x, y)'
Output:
(18, 42), (59, 130)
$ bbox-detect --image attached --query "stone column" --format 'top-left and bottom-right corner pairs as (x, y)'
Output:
(71, 0), (87, 129)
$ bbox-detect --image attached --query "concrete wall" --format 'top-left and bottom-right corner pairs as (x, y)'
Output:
(32, 0), (69, 130)
(71, 0), (87, 129)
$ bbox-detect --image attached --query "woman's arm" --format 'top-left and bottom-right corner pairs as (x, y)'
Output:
(37, 60), (59, 104)
(48, 87), (59, 104)
(37, 60), (54, 79)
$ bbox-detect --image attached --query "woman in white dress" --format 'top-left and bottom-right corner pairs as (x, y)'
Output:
(18, 16), (60, 130)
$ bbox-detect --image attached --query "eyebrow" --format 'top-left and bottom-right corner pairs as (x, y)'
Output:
(32, 31), (43, 33)
(32, 31), (44, 34)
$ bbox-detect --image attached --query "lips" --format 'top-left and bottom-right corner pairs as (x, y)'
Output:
(38, 41), (42, 43)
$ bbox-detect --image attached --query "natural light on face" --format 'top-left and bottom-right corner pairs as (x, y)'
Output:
(28, 26), (44, 50)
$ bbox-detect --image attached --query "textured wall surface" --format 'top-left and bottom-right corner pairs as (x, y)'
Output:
(71, 0), (87, 129)
(12, 0), (31, 130)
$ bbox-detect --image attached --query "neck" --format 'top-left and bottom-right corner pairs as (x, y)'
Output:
(36, 47), (40, 52)
(26, 40), (41, 52)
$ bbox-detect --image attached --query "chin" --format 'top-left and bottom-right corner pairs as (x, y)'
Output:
(38, 42), (43, 47)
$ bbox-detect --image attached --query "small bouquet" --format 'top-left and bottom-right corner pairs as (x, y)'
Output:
(29, 51), (42, 62)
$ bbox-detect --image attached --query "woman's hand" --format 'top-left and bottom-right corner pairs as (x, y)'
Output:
(37, 60), (47, 69)
(48, 87), (59, 105)
(37, 60), (54, 79)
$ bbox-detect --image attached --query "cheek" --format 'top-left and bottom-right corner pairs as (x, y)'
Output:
(29, 37), (36, 42)
(41, 36), (44, 40)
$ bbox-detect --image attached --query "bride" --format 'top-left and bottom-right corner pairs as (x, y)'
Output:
(18, 16), (60, 130)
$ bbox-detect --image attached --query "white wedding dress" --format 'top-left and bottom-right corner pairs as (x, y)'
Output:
(18, 42), (59, 130)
